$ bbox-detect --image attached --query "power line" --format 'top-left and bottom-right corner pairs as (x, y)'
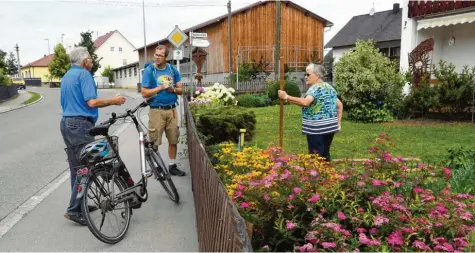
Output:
(1, 0), (228, 7)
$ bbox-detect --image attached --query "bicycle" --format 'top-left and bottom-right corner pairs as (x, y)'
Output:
(71, 98), (180, 244)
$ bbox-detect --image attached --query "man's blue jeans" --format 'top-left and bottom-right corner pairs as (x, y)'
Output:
(60, 117), (94, 215)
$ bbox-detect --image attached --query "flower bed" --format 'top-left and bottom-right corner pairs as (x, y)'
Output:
(211, 135), (475, 252)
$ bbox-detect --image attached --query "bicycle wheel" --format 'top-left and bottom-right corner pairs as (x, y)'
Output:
(82, 165), (131, 244)
(148, 151), (180, 203)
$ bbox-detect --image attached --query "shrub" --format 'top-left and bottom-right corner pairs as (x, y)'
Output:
(334, 40), (405, 122)
(432, 60), (475, 114)
(0, 69), (11, 86)
(192, 105), (256, 145)
(237, 94), (270, 108)
(266, 80), (301, 102)
(403, 75), (440, 117)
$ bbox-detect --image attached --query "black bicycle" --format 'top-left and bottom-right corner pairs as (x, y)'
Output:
(72, 98), (179, 244)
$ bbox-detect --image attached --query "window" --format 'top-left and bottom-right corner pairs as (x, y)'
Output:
(134, 67), (137, 76)
(120, 70), (122, 78)
(119, 47), (123, 52)
(110, 47), (114, 52)
(123, 59), (127, 65)
(390, 47), (400, 57)
(129, 68), (132, 77)
(115, 71), (118, 79)
(379, 48), (389, 57)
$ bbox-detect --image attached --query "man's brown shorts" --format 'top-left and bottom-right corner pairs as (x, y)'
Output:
(148, 108), (179, 146)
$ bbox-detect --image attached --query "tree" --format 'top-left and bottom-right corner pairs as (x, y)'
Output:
(0, 50), (7, 73)
(334, 40), (405, 122)
(48, 43), (71, 79)
(101, 65), (114, 83)
(6, 52), (18, 75)
(76, 31), (101, 75)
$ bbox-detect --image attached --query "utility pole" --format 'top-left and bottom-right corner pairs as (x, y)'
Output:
(61, 33), (65, 44)
(14, 44), (20, 76)
(44, 38), (50, 55)
(142, 0), (147, 67)
(275, 0), (281, 81)
(228, 0), (233, 87)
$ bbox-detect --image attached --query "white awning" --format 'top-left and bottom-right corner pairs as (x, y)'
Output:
(417, 11), (475, 30)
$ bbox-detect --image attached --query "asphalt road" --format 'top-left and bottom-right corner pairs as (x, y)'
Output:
(0, 87), (198, 251)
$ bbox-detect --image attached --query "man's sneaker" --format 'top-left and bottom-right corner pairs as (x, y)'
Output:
(64, 213), (86, 226)
(169, 164), (186, 177)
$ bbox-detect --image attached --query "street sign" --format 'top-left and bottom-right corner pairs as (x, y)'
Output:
(192, 38), (210, 48)
(173, 49), (183, 60)
(191, 32), (207, 38)
(167, 25), (188, 49)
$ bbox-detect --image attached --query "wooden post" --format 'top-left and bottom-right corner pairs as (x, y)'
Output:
(279, 58), (284, 148)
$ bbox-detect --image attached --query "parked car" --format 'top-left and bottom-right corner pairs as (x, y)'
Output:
(12, 77), (26, 89)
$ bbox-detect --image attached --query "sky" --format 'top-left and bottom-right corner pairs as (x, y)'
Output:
(0, 0), (403, 66)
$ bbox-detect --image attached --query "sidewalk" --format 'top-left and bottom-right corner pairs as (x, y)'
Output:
(0, 105), (198, 251)
(0, 91), (32, 113)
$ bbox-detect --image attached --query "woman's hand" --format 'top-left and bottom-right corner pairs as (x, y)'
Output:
(278, 90), (288, 100)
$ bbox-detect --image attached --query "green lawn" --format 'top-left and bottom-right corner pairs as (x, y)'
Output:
(22, 91), (41, 105)
(247, 105), (475, 162)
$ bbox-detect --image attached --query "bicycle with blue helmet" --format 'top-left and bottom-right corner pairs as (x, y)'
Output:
(73, 96), (180, 244)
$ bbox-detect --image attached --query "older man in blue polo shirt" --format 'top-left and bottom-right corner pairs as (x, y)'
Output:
(60, 47), (128, 225)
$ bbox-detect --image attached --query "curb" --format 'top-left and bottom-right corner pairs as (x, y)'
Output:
(0, 92), (44, 114)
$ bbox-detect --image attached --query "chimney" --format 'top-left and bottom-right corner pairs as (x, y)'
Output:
(393, 3), (400, 14)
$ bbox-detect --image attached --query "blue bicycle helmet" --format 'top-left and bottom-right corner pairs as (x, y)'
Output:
(79, 139), (115, 165)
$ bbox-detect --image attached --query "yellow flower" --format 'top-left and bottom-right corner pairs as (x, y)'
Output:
(271, 191), (280, 197)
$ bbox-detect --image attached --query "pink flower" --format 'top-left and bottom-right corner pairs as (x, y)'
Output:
(307, 194), (320, 203)
(369, 228), (379, 234)
(414, 187), (424, 194)
(286, 220), (296, 230)
(434, 243), (454, 252)
(454, 238), (468, 247)
(288, 204), (295, 209)
(234, 191), (243, 199)
(369, 147), (377, 153)
(358, 207), (364, 213)
(297, 243), (314, 252)
(280, 169), (291, 180)
(387, 231), (403, 246)
(357, 228), (367, 233)
(337, 211), (347, 220)
(461, 211), (473, 221)
(372, 180), (387, 186)
(353, 249), (360, 253)
(321, 242), (337, 249)
(294, 187), (302, 194)
(359, 233), (380, 245)
(417, 163), (425, 168)
(288, 194), (295, 201)
(357, 181), (366, 186)
(413, 240), (431, 251)
(401, 165), (408, 171)
(240, 202), (250, 208)
(383, 153), (393, 161)
(393, 182), (401, 188)
(309, 170), (318, 177)
(375, 215), (390, 226)
(236, 185), (246, 191)
(442, 168), (452, 179)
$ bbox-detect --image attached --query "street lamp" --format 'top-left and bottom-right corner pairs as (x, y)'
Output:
(44, 38), (50, 55)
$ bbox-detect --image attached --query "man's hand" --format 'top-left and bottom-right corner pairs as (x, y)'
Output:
(166, 86), (175, 93)
(111, 95), (126, 105)
(278, 90), (288, 100)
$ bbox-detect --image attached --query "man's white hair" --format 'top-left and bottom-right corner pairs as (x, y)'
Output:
(70, 47), (90, 66)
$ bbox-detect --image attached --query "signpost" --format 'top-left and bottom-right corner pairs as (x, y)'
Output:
(191, 39), (210, 48)
(167, 25), (188, 72)
(188, 32), (211, 99)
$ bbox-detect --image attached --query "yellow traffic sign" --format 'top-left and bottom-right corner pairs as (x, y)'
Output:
(167, 25), (188, 48)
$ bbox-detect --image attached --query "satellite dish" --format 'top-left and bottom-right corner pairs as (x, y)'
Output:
(369, 7), (375, 16)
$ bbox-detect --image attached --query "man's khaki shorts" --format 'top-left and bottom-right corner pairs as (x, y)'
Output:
(148, 108), (179, 146)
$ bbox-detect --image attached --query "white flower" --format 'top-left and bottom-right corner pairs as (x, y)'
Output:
(195, 91), (200, 95)
(228, 88), (235, 93)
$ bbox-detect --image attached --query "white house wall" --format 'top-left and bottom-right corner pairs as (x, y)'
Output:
(95, 32), (139, 77)
(114, 66), (139, 87)
(400, 0), (475, 73)
(332, 47), (353, 63)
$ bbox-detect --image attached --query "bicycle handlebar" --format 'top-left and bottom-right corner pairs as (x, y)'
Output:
(99, 95), (155, 126)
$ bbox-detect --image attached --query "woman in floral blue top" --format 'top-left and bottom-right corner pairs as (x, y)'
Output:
(278, 63), (343, 161)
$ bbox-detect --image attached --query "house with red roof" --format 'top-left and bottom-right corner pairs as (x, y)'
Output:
(20, 54), (59, 83)
(93, 30), (138, 79)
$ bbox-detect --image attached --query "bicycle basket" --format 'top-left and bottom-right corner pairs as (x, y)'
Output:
(65, 136), (119, 166)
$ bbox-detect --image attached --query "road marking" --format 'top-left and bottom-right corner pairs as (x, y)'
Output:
(0, 120), (132, 239)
